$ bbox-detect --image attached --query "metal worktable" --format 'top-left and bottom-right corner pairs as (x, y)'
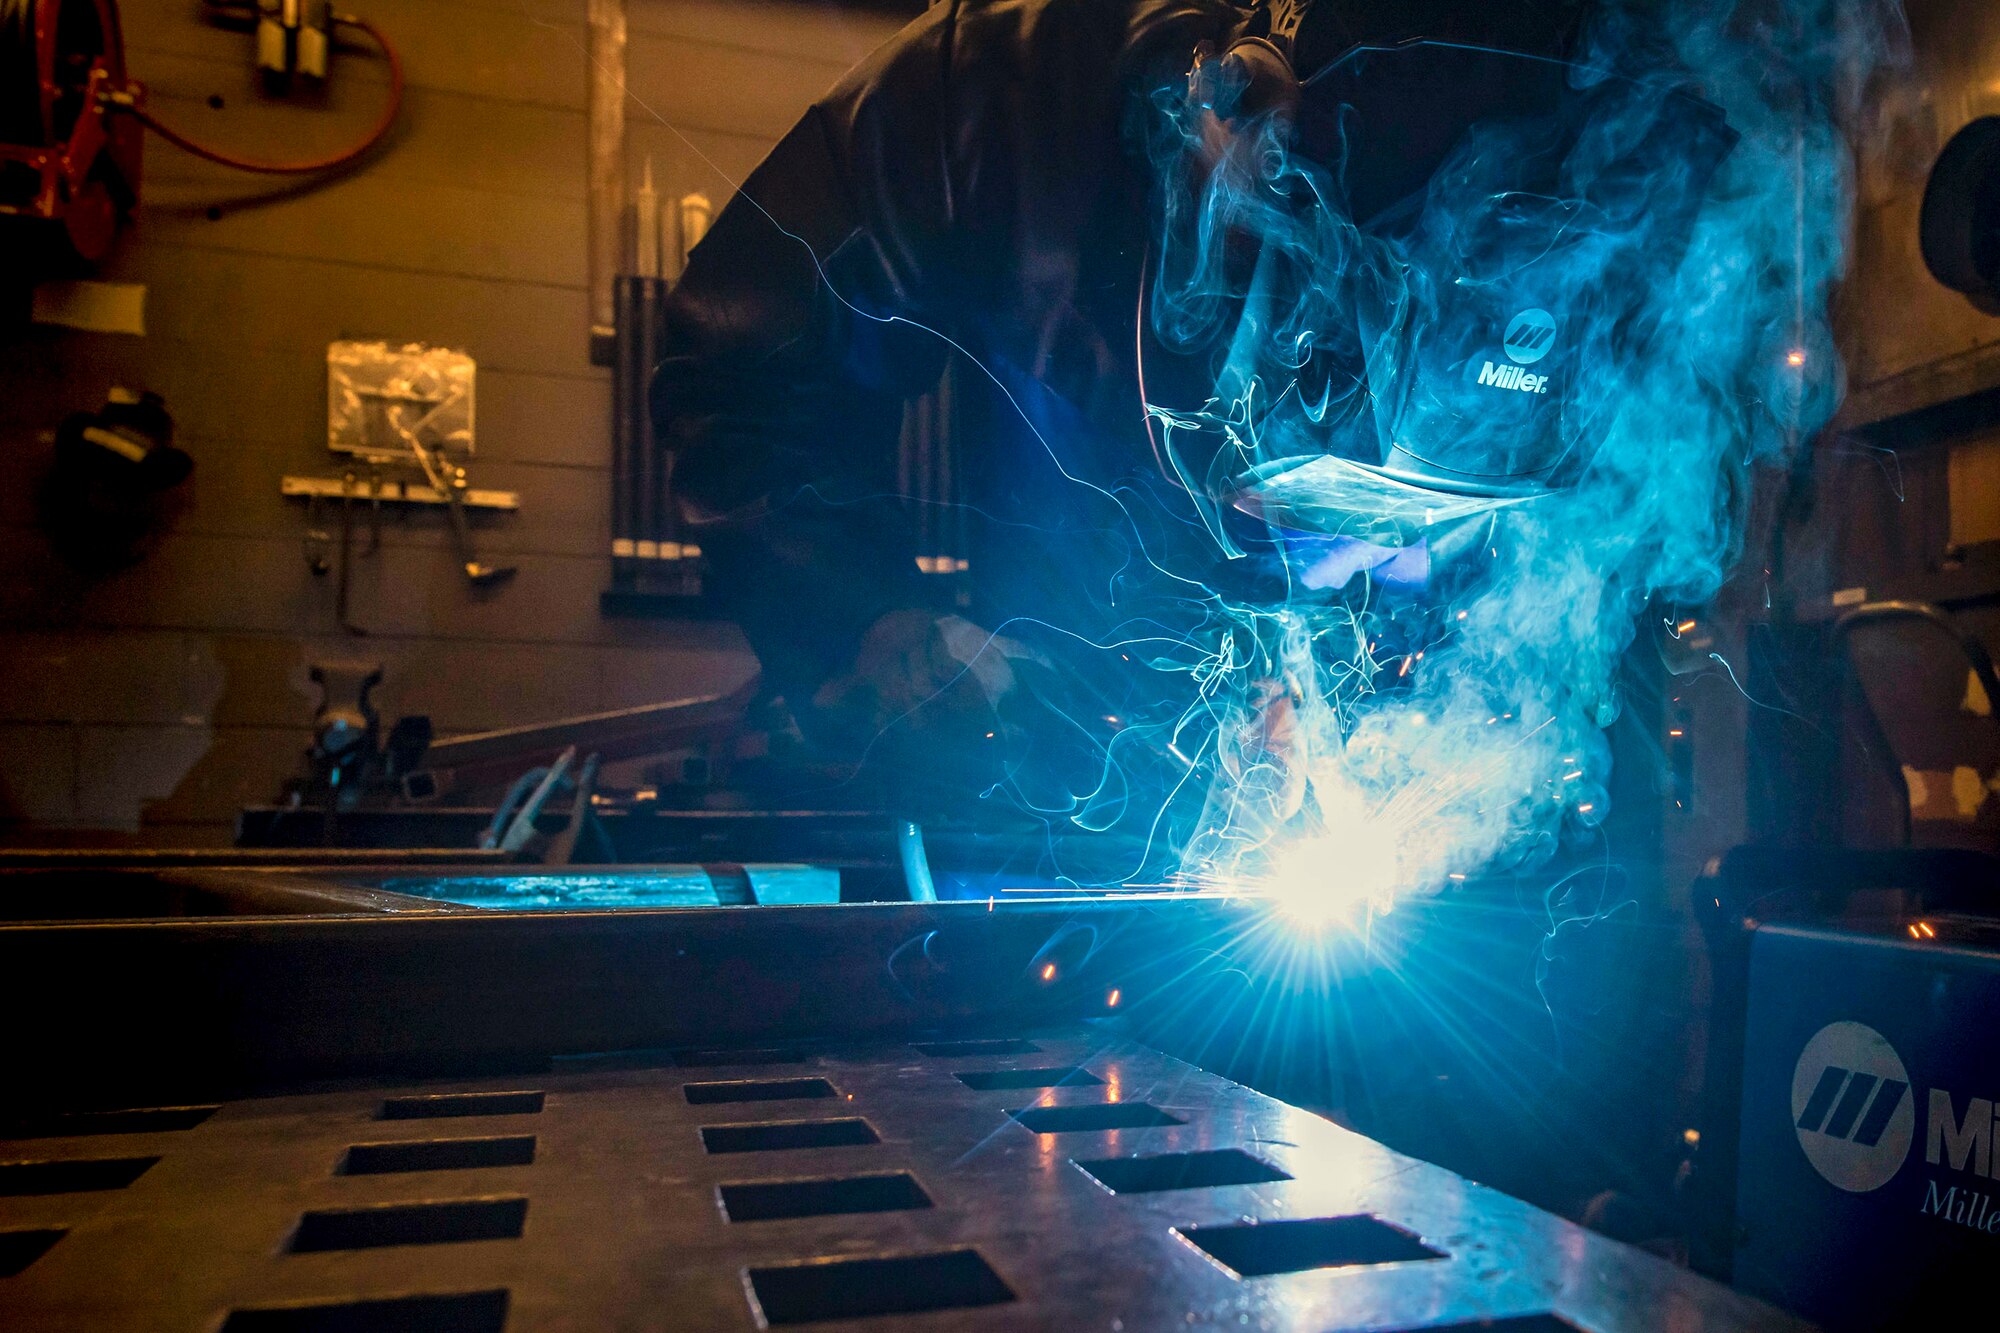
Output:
(0, 870), (1806, 1331)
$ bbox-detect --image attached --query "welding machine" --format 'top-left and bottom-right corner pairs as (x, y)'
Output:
(1697, 848), (2000, 1330)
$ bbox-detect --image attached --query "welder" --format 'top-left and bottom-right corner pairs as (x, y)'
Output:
(650, 0), (1594, 820)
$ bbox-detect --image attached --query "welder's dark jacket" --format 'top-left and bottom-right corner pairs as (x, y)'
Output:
(651, 0), (1242, 711)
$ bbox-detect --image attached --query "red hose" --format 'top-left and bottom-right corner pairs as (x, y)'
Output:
(123, 14), (402, 175)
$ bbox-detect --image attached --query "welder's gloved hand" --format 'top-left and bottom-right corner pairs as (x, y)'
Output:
(809, 609), (1026, 762)
(1217, 677), (1310, 830)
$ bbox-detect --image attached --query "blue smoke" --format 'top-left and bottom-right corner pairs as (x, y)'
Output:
(1138, 0), (1905, 912)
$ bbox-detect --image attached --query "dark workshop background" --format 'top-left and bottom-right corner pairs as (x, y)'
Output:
(1, 0), (1997, 872)
(0, 0), (905, 841)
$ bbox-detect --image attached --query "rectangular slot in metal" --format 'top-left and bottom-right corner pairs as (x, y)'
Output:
(720, 1171), (931, 1223)
(380, 1091), (544, 1120)
(746, 1249), (1013, 1325)
(1076, 1148), (1291, 1194)
(913, 1038), (1040, 1057)
(683, 1078), (835, 1106)
(290, 1197), (528, 1252)
(1177, 1215), (1444, 1277)
(956, 1066), (1102, 1091)
(701, 1119), (877, 1155)
(220, 1289), (509, 1333)
(340, 1136), (536, 1176)
(1008, 1103), (1184, 1133)
(0, 1228), (65, 1277)
(0, 1156), (158, 1196)
(673, 1046), (807, 1067)
(0, 1106), (218, 1139)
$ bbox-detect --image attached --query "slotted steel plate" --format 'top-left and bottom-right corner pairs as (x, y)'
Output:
(0, 1027), (1804, 1332)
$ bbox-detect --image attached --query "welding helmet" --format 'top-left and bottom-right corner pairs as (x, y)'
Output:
(1139, 0), (1737, 538)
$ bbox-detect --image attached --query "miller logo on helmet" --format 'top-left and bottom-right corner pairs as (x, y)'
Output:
(1502, 308), (1559, 365)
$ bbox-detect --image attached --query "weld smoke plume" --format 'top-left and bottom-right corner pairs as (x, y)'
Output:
(1139, 0), (1904, 907)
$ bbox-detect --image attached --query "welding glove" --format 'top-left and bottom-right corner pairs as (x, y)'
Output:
(809, 609), (1027, 763)
(1216, 676), (1310, 830)
(1178, 674), (1313, 876)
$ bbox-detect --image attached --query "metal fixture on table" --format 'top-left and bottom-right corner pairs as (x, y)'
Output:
(403, 677), (755, 806)
(288, 658), (433, 844)
(471, 745), (619, 866)
(301, 658), (382, 845)
(483, 745), (579, 856)
(540, 751), (607, 865)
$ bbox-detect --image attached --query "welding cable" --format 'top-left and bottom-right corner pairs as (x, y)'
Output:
(109, 12), (402, 175)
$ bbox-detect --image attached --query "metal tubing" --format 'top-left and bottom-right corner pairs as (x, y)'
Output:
(896, 821), (937, 902)
(585, 0), (626, 345)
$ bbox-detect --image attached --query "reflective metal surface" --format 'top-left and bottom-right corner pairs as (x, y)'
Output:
(366, 866), (841, 910)
(0, 1027), (1805, 1331)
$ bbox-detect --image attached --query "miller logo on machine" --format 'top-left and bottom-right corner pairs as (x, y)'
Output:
(1792, 1020), (1915, 1193)
(1790, 1018), (2000, 1235)
(1471, 308), (1557, 396)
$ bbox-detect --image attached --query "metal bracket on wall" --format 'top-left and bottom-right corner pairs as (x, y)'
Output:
(281, 476), (519, 510)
